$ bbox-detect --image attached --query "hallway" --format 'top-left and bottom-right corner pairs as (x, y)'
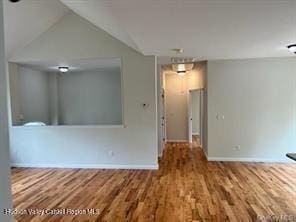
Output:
(11, 142), (296, 221)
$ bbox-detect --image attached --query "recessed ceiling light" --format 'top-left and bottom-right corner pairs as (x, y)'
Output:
(58, 66), (69, 73)
(287, 44), (296, 54)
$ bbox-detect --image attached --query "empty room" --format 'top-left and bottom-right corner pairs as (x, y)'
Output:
(0, 0), (296, 221)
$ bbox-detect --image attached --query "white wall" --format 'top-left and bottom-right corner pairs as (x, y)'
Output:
(18, 66), (50, 125)
(48, 72), (59, 125)
(207, 57), (296, 162)
(191, 91), (200, 134)
(58, 68), (122, 125)
(0, 1), (13, 220)
(10, 64), (51, 125)
(8, 62), (20, 124)
(10, 65), (123, 126)
(9, 12), (158, 169)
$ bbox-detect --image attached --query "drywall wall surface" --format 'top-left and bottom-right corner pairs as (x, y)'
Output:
(8, 62), (20, 125)
(18, 66), (50, 125)
(48, 72), (59, 125)
(0, 1), (13, 220)
(9, 12), (158, 168)
(185, 63), (206, 90)
(207, 58), (296, 161)
(58, 69), (122, 125)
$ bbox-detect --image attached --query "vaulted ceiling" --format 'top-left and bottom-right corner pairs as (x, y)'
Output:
(4, 0), (296, 60)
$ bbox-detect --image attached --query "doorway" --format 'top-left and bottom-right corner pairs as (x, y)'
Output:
(159, 61), (207, 152)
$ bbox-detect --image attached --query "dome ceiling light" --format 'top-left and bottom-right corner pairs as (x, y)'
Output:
(58, 66), (69, 73)
(172, 63), (194, 76)
(287, 44), (296, 54)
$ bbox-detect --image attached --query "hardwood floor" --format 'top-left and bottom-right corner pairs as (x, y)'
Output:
(192, 135), (200, 147)
(11, 143), (296, 222)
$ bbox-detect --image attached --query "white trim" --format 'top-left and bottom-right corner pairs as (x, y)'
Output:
(158, 139), (165, 158)
(188, 89), (204, 146)
(203, 149), (208, 160)
(11, 163), (159, 170)
(188, 90), (193, 143)
(166, 140), (188, 142)
(192, 132), (200, 136)
(10, 124), (125, 129)
(158, 142), (163, 158)
(206, 157), (294, 163)
(155, 56), (160, 161)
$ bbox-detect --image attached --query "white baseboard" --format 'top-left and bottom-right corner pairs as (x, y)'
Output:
(206, 157), (294, 163)
(11, 163), (159, 170)
(166, 140), (188, 143)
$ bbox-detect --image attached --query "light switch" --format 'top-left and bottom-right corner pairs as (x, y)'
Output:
(140, 103), (149, 109)
(216, 114), (225, 120)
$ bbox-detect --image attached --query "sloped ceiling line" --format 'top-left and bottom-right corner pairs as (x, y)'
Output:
(4, 0), (296, 59)
(4, 0), (69, 58)
(59, 0), (143, 54)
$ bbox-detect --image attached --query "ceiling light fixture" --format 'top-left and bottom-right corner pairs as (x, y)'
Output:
(177, 63), (186, 71)
(177, 70), (186, 76)
(58, 66), (69, 73)
(172, 63), (194, 76)
(177, 64), (186, 76)
(287, 44), (296, 54)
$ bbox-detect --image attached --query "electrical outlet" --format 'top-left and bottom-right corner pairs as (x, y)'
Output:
(108, 150), (114, 157)
(234, 145), (241, 151)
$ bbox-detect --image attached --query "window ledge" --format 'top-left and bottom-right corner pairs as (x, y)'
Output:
(10, 124), (126, 129)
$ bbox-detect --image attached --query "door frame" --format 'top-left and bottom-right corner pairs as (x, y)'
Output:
(188, 89), (204, 147)
(161, 88), (166, 149)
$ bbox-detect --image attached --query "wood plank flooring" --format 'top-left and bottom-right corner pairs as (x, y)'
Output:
(11, 142), (296, 222)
